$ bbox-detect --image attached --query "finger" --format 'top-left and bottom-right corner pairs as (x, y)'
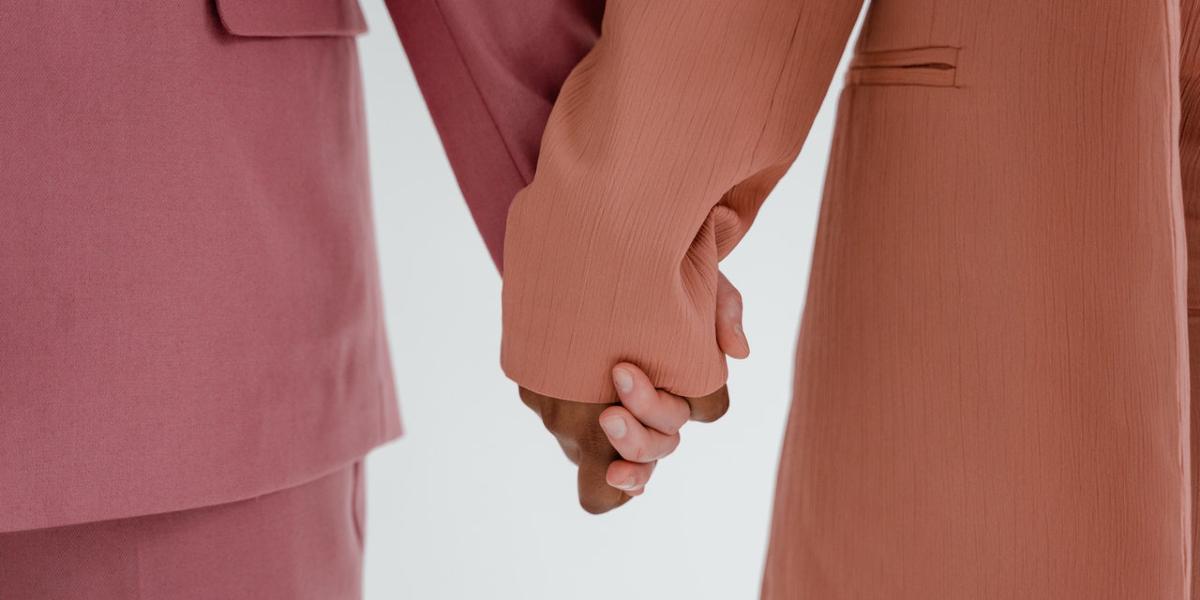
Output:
(606, 459), (656, 492)
(599, 406), (681, 463)
(612, 363), (690, 435)
(579, 453), (631, 514)
(518, 387), (631, 515)
(685, 385), (730, 423)
(715, 271), (749, 359)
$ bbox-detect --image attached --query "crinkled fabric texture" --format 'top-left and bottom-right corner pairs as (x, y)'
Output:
(497, 0), (1200, 598)
(501, 0), (860, 404)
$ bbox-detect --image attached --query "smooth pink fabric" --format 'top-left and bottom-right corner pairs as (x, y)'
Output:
(0, 0), (596, 532)
(0, 0), (397, 532)
(0, 462), (365, 599)
(389, 0), (604, 268)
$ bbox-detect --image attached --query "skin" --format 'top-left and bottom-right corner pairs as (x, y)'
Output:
(600, 271), (749, 497)
(517, 272), (748, 513)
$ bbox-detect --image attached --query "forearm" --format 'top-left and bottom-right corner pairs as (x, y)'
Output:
(502, 0), (864, 403)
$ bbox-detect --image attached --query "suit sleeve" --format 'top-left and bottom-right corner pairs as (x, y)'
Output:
(501, 0), (865, 403)
(387, 0), (604, 269)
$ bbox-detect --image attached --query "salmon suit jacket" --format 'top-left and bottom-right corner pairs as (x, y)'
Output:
(6, 0), (1200, 598)
(496, 0), (1200, 598)
(0, 0), (600, 532)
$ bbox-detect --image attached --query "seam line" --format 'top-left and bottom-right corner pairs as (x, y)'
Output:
(429, 0), (532, 186)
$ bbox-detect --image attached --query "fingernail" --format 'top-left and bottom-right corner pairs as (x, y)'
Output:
(734, 323), (746, 342)
(609, 475), (638, 489)
(612, 368), (634, 394)
(601, 416), (627, 439)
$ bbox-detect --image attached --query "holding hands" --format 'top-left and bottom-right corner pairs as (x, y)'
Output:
(519, 273), (749, 513)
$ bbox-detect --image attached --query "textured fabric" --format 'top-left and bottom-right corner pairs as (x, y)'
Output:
(1183, 2), (1200, 598)
(0, 0), (399, 532)
(501, 0), (865, 404)
(0, 0), (598, 533)
(762, 3), (1191, 597)
(215, 0), (368, 37)
(497, 0), (1199, 597)
(0, 461), (365, 600)
(389, 0), (604, 268)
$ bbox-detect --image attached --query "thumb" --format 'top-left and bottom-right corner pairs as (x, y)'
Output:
(714, 271), (749, 359)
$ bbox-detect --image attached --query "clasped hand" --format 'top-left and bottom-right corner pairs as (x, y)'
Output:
(519, 273), (749, 513)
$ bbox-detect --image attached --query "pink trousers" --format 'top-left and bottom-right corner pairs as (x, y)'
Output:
(0, 462), (365, 599)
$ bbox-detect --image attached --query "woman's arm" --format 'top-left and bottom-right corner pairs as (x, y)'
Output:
(502, 0), (865, 404)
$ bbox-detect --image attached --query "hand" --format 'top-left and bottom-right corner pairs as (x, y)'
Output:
(597, 362), (724, 497)
(519, 272), (749, 513)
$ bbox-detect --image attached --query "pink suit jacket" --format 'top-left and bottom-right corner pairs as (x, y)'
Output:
(0, 0), (600, 532)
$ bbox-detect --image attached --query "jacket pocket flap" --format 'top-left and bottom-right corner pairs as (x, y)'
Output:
(214, 0), (367, 37)
(848, 46), (960, 87)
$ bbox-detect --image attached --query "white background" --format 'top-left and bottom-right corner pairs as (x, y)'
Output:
(358, 4), (859, 598)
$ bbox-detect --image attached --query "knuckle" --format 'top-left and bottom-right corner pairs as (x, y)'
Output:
(675, 404), (692, 425)
(658, 421), (681, 436)
(623, 390), (651, 414)
(657, 438), (679, 459)
(600, 405), (625, 420)
(629, 440), (650, 463)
